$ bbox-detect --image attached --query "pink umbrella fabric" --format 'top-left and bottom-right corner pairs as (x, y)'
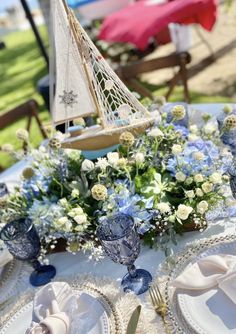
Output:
(99, 0), (218, 50)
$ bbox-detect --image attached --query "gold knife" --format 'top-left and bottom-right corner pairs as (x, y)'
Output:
(126, 305), (142, 334)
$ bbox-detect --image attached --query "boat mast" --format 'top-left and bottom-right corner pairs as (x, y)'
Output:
(60, 0), (105, 128)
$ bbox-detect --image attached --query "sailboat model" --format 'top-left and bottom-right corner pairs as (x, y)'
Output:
(51, 0), (154, 151)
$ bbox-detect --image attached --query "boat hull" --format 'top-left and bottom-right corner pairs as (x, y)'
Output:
(62, 119), (153, 150)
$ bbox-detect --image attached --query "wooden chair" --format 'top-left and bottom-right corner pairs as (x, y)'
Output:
(0, 99), (47, 146)
(116, 52), (191, 103)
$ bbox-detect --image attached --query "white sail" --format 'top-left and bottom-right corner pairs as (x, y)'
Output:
(51, 0), (96, 125)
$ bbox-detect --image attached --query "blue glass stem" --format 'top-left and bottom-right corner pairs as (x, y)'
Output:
(31, 259), (42, 271)
(127, 264), (137, 278)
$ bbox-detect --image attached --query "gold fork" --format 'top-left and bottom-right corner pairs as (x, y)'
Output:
(149, 284), (172, 334)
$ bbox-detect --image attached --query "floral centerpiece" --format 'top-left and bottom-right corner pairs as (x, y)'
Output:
(0, 105), (233, 257)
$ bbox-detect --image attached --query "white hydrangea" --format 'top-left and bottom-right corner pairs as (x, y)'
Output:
(176, 204), (193, 220)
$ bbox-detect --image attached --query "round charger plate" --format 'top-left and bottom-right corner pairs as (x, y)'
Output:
(160, 234), (236, 334)
(0, 289), (109, 334)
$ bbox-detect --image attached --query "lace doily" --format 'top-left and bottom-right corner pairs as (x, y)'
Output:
(0, 274), (158, 334)
(0, 259), (31, 305)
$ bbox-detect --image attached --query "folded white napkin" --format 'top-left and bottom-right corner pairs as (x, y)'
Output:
(0, 243), (13, 276)
(171, 254), (236, 304)
(26, 282), (103, 334)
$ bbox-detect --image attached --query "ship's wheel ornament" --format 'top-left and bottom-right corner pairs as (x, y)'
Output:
(59, 90), (78, 107)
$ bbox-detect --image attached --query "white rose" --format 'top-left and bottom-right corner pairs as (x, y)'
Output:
(194, 174), (204, 183)
(74, 214), (87, 224)
(71, 189), (80, 197)
(135, 152), (145, 164)
(203, 123), (217, 135)
(197, 200), (209, 214)
(148, 128), (164, 138)
(59, 198), (68, 207)
(193, 151), (204, 161)
(56, 217), (72, 232)
(176, 204), (193, 220)
(68, 207), (83, 217)
(107, 152), (119, 166)
(209, 172), (222, 184)
(185, 190), (195, 198)
(195, 188), (204, 197)
(157, 202), (171, 213)
(185, 177), (193, 185)
(81, 159), (95, 172)
(57, 216), (69, 225)
(175, 171), (186, 182)
(189, 125), (198, 134)
(202, 182), (213, 193)
(172, 144), (183, 155)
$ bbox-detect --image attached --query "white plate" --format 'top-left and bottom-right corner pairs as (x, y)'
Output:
(177, 241), (236, 334)
(0, 291), (109, 334)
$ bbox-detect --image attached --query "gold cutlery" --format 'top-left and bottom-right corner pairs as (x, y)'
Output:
(149, 284), (172, 334)
(126, 304), (141, 334)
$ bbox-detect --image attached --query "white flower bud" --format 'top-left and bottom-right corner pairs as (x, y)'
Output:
(81, 159), (95, 172)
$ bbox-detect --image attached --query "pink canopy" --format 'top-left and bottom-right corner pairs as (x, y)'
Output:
(99, 0), (218, 50)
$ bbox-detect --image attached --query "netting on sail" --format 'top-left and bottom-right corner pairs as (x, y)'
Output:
(71, 13), (152, 129)
(52, 0), (96, 125)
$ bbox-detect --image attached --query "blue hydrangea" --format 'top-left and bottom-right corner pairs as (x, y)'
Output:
(167, 139), (219, 176)
(100, 181), (156, 233)
(173, 125), (189, 138)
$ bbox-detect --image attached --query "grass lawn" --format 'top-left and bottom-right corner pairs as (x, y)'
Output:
(0, 26), (234, 171)
(0, 25), (49, 171)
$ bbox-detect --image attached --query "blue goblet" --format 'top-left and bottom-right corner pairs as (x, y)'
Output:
(228, 164), (236, 199)
(97, 213), (152, 295)
(0, 218), (56, 287)
(0, 182), (8, 197)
